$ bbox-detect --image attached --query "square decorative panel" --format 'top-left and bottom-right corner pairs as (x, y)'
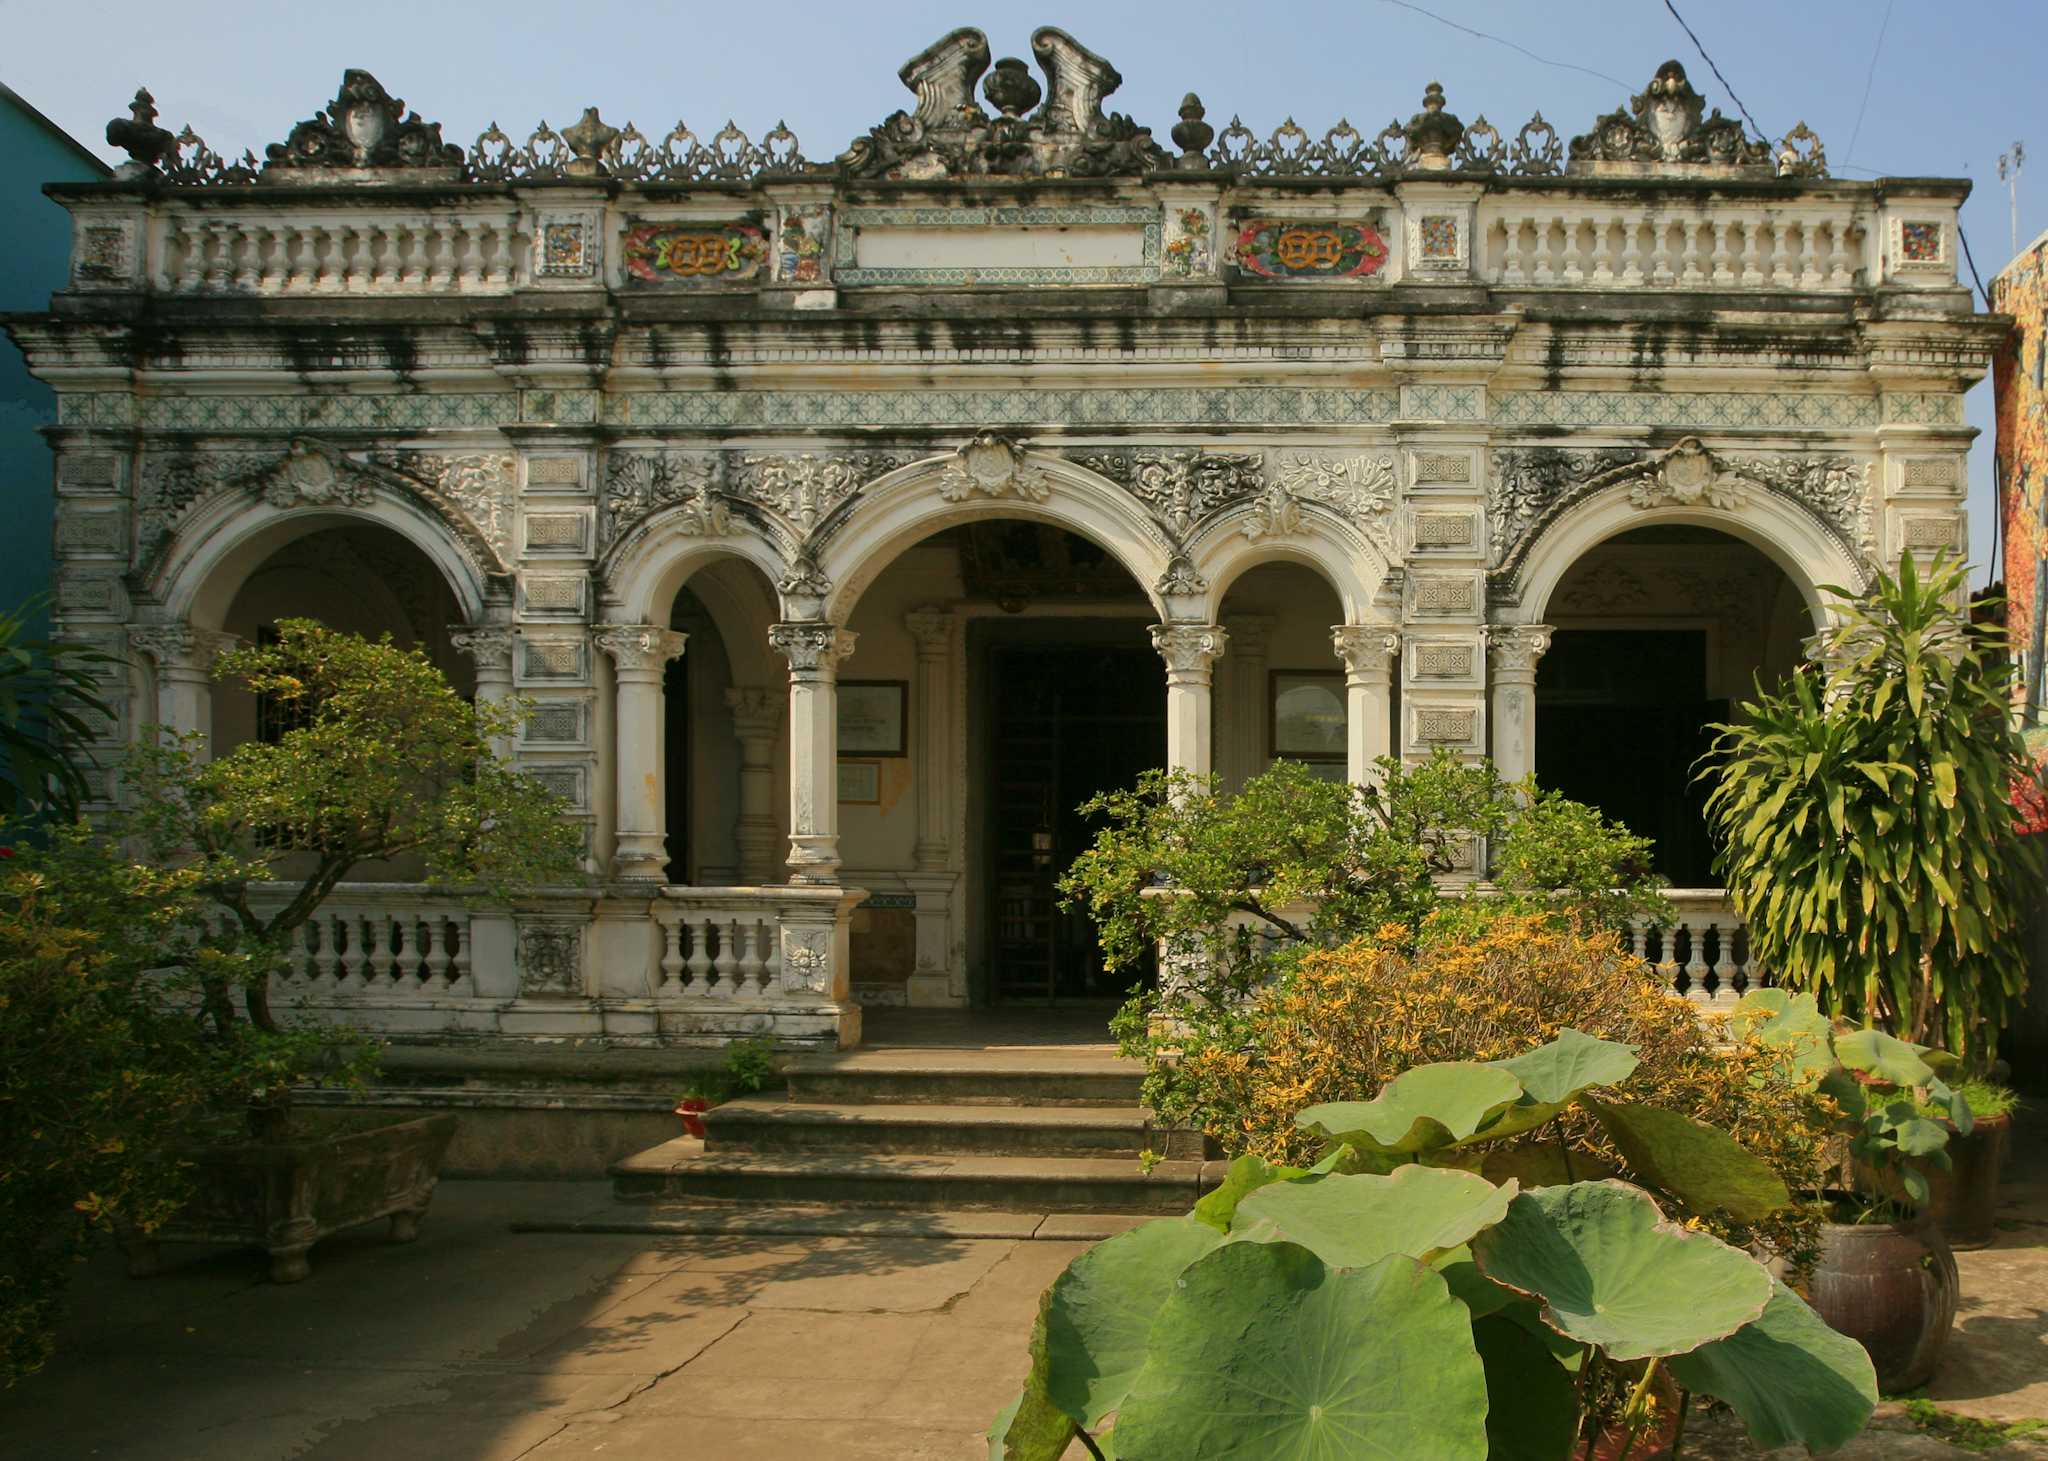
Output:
(74, 220), (136, 285)
(521, 575), (587, 614)
(622, 219), (767, 284)
(1412, 452), (1473, 484)
(526, 456), (585, 489)
(1900, 458), (1960, 492)
(1413, 707), (1478, 744)
(1234, 218), (1389, 281)
(1411, 512), (1476, 549)
(521, 702), (586, 744)
(58, 454), (119, 494)
(1900, 222), (1943, 262)
(1409, 642), (1477, 681)
(523, 513), (591, 554)
(520, 639), (585, 681)
(774, 204), (832, 285)
(1420, 216), (1459, 258)
(1410, 575), (1476, 614)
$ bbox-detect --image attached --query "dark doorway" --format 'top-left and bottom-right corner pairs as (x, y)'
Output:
(1535, 629), (1723, 886)
(985, 642), (1166, 1004)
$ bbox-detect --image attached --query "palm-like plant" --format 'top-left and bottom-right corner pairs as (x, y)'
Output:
(0, 600), (115, 824)
(1701, 552), (2043, 1070)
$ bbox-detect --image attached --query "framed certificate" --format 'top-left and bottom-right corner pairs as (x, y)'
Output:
(1271, 670), (1346, 762)
(837, 680), (908, 757)
(837, 760), (881, 804)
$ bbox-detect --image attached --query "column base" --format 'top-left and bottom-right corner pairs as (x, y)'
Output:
(785, 834), (841, 885)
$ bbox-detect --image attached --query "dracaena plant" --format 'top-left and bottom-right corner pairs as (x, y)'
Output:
(1700, 551), (2044, 1072)
(989, 1032), (1876, 1461)
(1732, 988), (1969, 1214)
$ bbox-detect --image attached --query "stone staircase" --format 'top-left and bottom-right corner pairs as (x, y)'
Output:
(610, 1043), (1215, 1218)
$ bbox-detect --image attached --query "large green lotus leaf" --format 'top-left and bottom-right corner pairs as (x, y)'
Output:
(1042, 1216), (1224, 1427)
(1583, 1097), (1791, 1221)
(1470, 1181), (1772, 1361)
(1433, 1244), (1520, 1320)
(1191, 1152), (1306, 1233)
(1498, 1299), (1586, 1368)
(1834, 1027), (1936, 1087)
(1472, 1315), (1580, 1461)
(1667, 1279), (1878, 1452)
(1235, 1165), (1518, 1267)
(1112, 1241), (1491, 1461)
(1478, 1142), (1619, 1189)
(987, 1299), (1080, 1461)
(1731, 990), (1832, 1071)
(1494, 1028), (1641, 1105)
(1298, 1062), (1526, 1157)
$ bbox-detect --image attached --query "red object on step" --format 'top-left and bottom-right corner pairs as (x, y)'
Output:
(676, 1098), (711, 1139)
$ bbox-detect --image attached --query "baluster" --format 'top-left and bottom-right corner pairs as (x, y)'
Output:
(360, 914), (388, 986)
(713, 916), (741, 995)
(737, 918), (769, 996)
(1675, 218), (1700, 285)
(447, 915), (472, 992)
(764, 918), (785, 992)
(1802, 219), (1826, 288)
(1829, 220), (1855, 287)
(685, 913), (713, 993)
(458, 222), (483, 287)
(1710, 920), (1739, 1005)
(657, 915), (684, 993)
(488, 222), (514, 286)
(424, 917), (451, 986)
(1681, 916), (1710, 1004)
(306, 914), (335, 990)
(1739, 220), (1764, 287)
(1646, 216), (1671, 285)
(401, 224), (425, 287)
(1618, 213), (1643, 285)
(1498, 216), (1523, 284)
(1561, 217), (1585, 284)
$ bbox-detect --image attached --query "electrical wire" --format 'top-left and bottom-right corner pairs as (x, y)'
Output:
(1373, 0), (1633, 91)
(1661, 0), (1770, 143)
(1842, 0), (1895, 169)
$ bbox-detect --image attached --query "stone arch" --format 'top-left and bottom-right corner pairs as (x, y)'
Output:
(814, 449), (1177, 624)
(153, 491), (494, 632)
(1507, 487), (1866, 631)
(602, 520), (788, 683)
(1185, 502), (1388, 623)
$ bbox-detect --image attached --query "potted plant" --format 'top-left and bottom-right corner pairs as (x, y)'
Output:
(1922, 1081), (2020, 1248)
(1733, 991), (1966, 1390)
(114, 620), (584, 1282)
(674, 1037), (780, 1138)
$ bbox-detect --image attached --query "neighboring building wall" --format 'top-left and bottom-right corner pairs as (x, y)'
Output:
(0, 83), (107, 636)
(1996, 231), (2048, 724)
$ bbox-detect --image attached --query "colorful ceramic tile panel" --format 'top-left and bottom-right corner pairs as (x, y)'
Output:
(621, 221), (766, 283)
(1419, 215), (1459, 259)
(1236, 219), (1388, 280)
(541, 222), (586, 273)
(1902, 222), (1943, 262)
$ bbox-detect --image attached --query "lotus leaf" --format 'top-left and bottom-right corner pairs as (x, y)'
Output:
(1470, 1181), (1772, 1360)
(1297, 1062), (1525, 1158)
(1477, 1143), (1618, 1189)
(1834, 1027), (1937, 1087)
(1112, 1241), (1491, 1461)
(1234, 1165), (1518, 1267)
(1493, 1028), (1640, 1105)
(988, 1301), (1081, 1461)
(1667, 1279), (1878, 1452)
(1583, 1097), (1790, 1221)
(1472, 1315), (1580, 1461)
(1041, 1216), (1224, 1427)
(1433, 1245), (1519, 1320)
(1191, 1152), (1306, 1233)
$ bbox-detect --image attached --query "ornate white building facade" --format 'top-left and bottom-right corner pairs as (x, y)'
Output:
(8, 33), (1998, 1048)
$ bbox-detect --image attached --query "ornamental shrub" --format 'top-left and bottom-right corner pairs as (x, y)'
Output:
(1171, 913), (1831, 1274)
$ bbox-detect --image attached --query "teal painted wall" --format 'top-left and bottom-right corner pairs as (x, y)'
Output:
(0, 88), (105, 638)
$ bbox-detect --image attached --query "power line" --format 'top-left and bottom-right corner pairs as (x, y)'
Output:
(1843, 0), (1895, 169)
(1373, 0), (1633, 91)
(1661, 0), (1769, 143)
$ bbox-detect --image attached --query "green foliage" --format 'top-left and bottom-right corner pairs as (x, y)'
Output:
(0, 599), (116, 823)
(989, 1034), (1877, 1460)
(1897, 1398), (2048, 1451)
(1701, 552), (2045, 1070)
(722, 1037), (778, 1095)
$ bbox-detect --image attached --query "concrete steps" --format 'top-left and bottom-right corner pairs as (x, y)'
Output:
(613, 1141), (1213, 1213)
(782, 1054), (1145, 1108)
(704, 1097), (1180, 1158)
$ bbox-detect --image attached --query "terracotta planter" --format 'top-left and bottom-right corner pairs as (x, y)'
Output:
(676, 1097), (712, 1139)
(1807, 1212), (1958, 1392)
(1853, 1113), (2012, 1250)
(123, 1111), (458, 1284)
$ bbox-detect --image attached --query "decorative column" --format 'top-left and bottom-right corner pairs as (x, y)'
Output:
(1149, 623), (1228, 781)
(128, 624), (236, 755)
(1332, 626), (1400, 785)
(450, 626), (517, 758)
(769, 622), (857, 885)
(723, 686), (784, 885)
(904, 608), (956, 871)
(594, 625), (687, 881)
(1486, 625), (1554, 785)
(1221, 613), (1273, 789)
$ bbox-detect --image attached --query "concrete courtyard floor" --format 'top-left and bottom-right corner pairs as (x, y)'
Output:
(1, 1136), (2045, 1460)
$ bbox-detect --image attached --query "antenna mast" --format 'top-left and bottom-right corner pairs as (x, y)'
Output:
(2001, 141), (2026, 256)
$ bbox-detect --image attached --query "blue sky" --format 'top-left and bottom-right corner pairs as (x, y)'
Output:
(5, 0), (2043, 581)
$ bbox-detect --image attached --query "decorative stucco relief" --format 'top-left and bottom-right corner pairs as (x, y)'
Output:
(372, 451), (518, 556)
(934, 433), (1050, 502)
(599, 451), (727, 551)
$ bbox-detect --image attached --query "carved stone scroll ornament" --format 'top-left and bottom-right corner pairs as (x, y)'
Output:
(767, 623), (857, 674)
(1077, 448), (1263, 538)
(263, 69), (463, 174)
(448, 627), (516, 675)
(593, 625), (687, 674)
(1623, 437), (1749, 511)
(373, 451), (518, 556)
(1487, 445), (1644, 560)
(728, 452), (909, 542)
(1485, 625), (1555, 676)
(1567, 60), (1773, 170)
(514, 919), (585, 999)
(599, 452), (727, 551)
(1155, 555), (1209, 599)
(935, 433), (1051, 503)
(1149, 623), (1228, 678)
(837, 26), (1169, 180)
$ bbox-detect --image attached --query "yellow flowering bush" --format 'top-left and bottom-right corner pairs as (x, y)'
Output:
(1174, 911), (1831, 1272)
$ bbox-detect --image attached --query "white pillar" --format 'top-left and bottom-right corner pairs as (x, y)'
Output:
(769, 622), (857, 885)
(1332, 625), (1400, 785)
(1149, 623), (1227, 781)
(127, 624), (236, 757)
(904, 608), (956, 871)
(724, 685), (784, 885)
(449, 626), (517, 759)
(594, 625), (688, 880)
(1222, 613), (1273, 789)
(1487, 625), (1554, 785)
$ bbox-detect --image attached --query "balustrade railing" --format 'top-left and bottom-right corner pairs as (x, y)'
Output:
(1632, 888), (1767, 1009)
(651, 888), (791, 1001)
(158, 209), (528, 296)
(1478, 203), (1868, 291)
(253, 883), (477, 999)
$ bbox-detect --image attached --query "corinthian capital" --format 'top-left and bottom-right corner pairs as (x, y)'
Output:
(449, 626), (516, 673)
(1149, 623), (1228, 677)
(594, 625), (688, 673)
(128, 623), (237, 672)
(1486, 624), (1555, 675)
(1331, 625), (1401, 679)
(769, 622), (857, 674)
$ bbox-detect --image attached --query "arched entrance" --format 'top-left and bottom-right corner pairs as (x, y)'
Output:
(1534, 525), (1812, 883)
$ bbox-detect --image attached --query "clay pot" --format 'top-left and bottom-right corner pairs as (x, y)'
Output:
(1807, 1211), (1958, 1392)
(676, 1097), (712, 1139)
(1930, 1113), (2011, 1250)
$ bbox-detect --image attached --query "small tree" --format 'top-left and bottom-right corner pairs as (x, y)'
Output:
(0, 599), (115, 822)
(1702, 552), (2044, 1070)
(123, 619), (585, 1042)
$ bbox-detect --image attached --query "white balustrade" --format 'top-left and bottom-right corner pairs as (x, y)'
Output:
(157, 209), (527, 296)
(1630, 888), (1767, 1009)
(650, 888), (800, 1002)
(1479, 202), (1869, 292)
(252, 882), (477, 999)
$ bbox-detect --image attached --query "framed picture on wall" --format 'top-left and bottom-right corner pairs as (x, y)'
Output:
(1271, 670), (1347, 763)
(838, 680), (908, 757)
(837, 760), (881, 804)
